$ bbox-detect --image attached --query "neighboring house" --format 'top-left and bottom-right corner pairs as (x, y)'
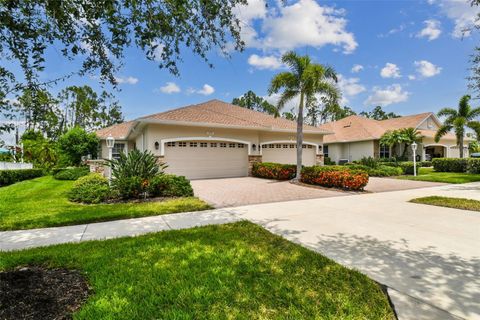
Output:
(319, 112), (471, 163)
(95, 100), (330, 179)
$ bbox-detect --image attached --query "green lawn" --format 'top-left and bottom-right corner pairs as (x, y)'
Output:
(411, 196), (480, 212)
(397, 167), (480, 184)
(0, 176), (211, 231)
(0, 222), (394, 319)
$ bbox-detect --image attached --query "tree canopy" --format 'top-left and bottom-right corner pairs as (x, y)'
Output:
(360, 106), (400, 120)
(232, 91), (279, 116)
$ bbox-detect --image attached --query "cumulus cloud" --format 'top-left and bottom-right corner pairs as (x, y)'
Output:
(428, 0), (480, 38)
(380, 63), (401, 78)
(351, 64), (364, 73)
(337, 75), (366, 97)
(115, 76), (139, 85)
(416, 19), (442, 40)
(364, 84), (409, 106)
(414, 60), (442, 78)
(188, 84), (215, 96)
(247, 54), (283, 70)
(159, 82), (181, 94)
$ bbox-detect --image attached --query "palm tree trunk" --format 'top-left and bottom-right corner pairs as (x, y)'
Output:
(459, 136), (464, 158)
(295, 92), (305, 181)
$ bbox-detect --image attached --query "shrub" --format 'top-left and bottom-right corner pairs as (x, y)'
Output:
(114, 176), (146, 199)
(357, 156), (379, 168)
(398, 162), (419, 175)
(323, 157), (335, 165)
(301, 166), (369, 191)
(109, 149), (166, 181)
(420, 161), (432, 167)
(378, 161), (400, 168)
(252, 162), (296, 180)
(57, 127), (99, 166)
(148, 174), (194, 197)
(467, 158), (480, 174)
(432, 158), (468, 173)
(53, 167), (90, 180)
(68, 174), (110, 204)
(345, 164), (402, 177)
(0, 169), (44, 187)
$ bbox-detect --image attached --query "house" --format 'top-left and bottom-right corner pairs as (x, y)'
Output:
(319, 112), (470, 163)
(95, 100), (330, 179)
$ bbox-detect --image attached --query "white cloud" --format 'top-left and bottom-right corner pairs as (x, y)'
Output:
(429, 0), (480, 38)
(416, 19), (442, 40)
(188, 84), (215, 96)
(247, 0), (357, 54)
(247, 54), (283, 70)
(380, 63), (401, 78)
(234, 0), (267, 22)
(337, 75), (366, 97)
(364, 84), (409, 106)
(378, 23), (407, 38)
(351, 64), (364, 73)
(408, 74), (416, 80)
(115, 76), (139, 85)
(159, 82), (181, 94)
(414, 60), (442, 78)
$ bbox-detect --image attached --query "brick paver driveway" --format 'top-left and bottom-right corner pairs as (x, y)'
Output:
(191, 177), (346, 207)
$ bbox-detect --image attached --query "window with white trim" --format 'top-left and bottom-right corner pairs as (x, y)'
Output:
(380, 145), (390, 158)
(190, 142), (198, 147)
(211, 143), (217, 147)
(220, 143), (227, 148)
(289, 144), (295, 149)
(179, 142), (187, 147)
(275, 144), (281, 148)
(323, 145), (329, 157)
(166, 142), (176, 147)
(307, 145), (313, 149)
(200, 142), (207, 148)
(229, 143), (236, 148)
(237, 144), (245, 148)
(283, 144), (288, 148)
(112, 143), (125, 160)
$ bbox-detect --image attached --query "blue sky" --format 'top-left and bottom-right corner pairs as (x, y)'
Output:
(7, 0), (480, 122)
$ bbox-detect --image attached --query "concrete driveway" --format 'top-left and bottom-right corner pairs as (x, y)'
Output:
(191, 177), (346, 207)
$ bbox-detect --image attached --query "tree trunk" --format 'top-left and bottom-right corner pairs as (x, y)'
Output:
(295, 92), (305, 181)
(459, 136), (464, 158)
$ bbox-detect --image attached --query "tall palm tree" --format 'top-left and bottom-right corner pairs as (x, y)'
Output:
(435, 95), (480, 158)
(399, 127), (423, 159)
(268, 51), (339, 180)
(380, 130), (403, 158)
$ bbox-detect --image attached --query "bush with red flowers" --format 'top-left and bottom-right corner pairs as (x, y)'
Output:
(252, 162), (296, 180)
(301, 165), (369, 191)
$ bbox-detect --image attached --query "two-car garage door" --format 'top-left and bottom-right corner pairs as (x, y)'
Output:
(163, 141), (248, 180)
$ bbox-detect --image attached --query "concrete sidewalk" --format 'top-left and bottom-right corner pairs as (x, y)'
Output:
(1, 182), (479, 319)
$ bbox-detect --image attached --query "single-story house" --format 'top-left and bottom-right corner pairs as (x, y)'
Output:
(318, 112), (471, 163)
(95, 100), (330, 179)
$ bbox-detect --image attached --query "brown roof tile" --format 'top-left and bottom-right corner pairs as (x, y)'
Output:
(96, 121), (135, 139)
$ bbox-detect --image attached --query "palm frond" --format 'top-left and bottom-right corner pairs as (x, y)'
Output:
(467, 121), (480, 137)
(468, 106), (480, 120)
(268, 72), (298, 95)
(458, 94), (471, 117)
(276, 90), (298, 111)
(434, 125), (452, 142)
(281, 51), (305, 77)
(437, 107), (457, 118)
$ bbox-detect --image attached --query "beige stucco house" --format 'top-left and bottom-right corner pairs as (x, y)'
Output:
(319, 112), (470, 164)
(95, 100), (330, 179)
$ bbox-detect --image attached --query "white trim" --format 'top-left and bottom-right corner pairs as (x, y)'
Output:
(159, 137), (252, 156)
(260, 140), (320, 155)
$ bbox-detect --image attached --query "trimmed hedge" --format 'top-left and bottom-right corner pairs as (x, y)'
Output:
(345, 164), (402, 177)
(398, 162), (419, 175)
(68, 174), (111, 204)
(301, 166), (369, 191)
(252, 162), (296, 180)
(0, 169), (44, 187)
(148, 174), (194, 197)
(432, 158), (468, 173)
(467, 159), (480, 174)
(53, 167), (90, 180)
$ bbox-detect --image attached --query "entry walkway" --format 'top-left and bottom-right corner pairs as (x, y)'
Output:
(1, 183), (479, 320)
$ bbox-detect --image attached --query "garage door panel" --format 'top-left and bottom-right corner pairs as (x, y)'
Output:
(164, 141), (248, 180)
(262, 144), (316, 166)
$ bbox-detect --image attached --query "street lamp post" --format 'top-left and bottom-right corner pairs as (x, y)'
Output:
(106, 135), (115, 183)
(411, 142), (417, 177)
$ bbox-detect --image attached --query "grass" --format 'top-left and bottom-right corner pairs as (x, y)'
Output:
(411, 196), (480, 212)
(0, 176), (211, 231)
(397, 167), (480, 184)
(0, 221), (394, 319)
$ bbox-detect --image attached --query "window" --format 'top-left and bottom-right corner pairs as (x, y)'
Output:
(302, 145), (306, 149)
(179, 142), (187, 147)
(237, 144), (245, 148)
(289, 144), (295, 149)
(210, 143), (217, 147)
(229, 143), (236, 148)
(380, 145), (390, 158)
(307, 145), (313, 149)
(220, 143), (227, 148)
(276, 144), (281, 148)
(200, 142), (207, 148)
(166, 142), (176, 147)
(112, 143), (125, 160)
(283, 144), (289, 148)
(323, 145), (329, 157)
(190, 142), (197, 147)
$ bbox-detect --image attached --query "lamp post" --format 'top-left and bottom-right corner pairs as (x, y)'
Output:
(411, 142), (417, 177)
(106, 135), (115, 183)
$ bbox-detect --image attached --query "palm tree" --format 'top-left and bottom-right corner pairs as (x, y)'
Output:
(379, 130), (403, 158)
(268, 51), (339, 180)
(435, 95), (480, 158)
(399, 127), (423, 159)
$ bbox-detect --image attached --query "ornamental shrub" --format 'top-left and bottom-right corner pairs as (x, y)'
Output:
(148, 174), (194, 197)
(324, 157), (335, 165)
(0, 169), (44, 187)
(432, 158), (468, 172)
(53, 167), (90, 180)
(466, 158), (480, 174)
(398, 162), (419, 175)
(357, 156), (379, 169)
(68, 174), (111, 204)
(252, 162), (296, 180)
(420, 161), (432, 167)
(301, 166), (369, 191)
(114, 176), (146, 199)
(343, 164), (402, 177)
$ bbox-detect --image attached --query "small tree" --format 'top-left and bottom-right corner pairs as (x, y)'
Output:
(57, 127), (99, 166)
(21, 130), (58, 169)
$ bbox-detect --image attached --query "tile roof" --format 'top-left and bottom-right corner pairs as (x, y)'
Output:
(96, 100), (330, 139)
(379, 112), (432, 130)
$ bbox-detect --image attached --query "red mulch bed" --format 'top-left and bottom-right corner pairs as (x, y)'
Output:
(0, 266), (90, 320)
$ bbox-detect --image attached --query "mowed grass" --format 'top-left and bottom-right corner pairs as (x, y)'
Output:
(397, 167), (480, 184)
(411, 196), (480, 212)
(0, 222), (394, 319)
(0, 176), (211, 231)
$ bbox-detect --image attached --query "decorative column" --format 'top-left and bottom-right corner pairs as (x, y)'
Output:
(248, 155), (262, 176)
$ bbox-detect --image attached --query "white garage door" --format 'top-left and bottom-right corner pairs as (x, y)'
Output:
(163, 141), (248, 180)
(261, 143), (316, 166)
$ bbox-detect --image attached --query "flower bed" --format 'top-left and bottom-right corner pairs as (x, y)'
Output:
(252, 162), (296, 180)
(301, 166), (369, 191)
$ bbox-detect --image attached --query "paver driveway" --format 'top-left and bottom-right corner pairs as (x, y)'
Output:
(191, 177), (347, 207)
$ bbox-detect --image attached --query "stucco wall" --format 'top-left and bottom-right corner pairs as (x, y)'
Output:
(326, 140), (374, 163)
